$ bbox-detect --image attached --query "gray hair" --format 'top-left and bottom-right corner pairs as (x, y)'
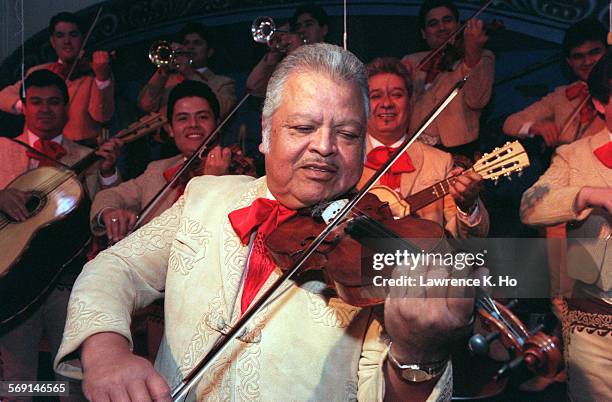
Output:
(261, 43), (369, 152)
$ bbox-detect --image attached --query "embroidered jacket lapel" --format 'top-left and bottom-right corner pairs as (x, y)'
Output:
(220, 177), (269, 323)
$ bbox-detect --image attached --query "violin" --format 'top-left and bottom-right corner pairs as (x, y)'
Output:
(46, 59), (93, 81)
(435, 19), (505, 73)
(266, 192), (446, 307)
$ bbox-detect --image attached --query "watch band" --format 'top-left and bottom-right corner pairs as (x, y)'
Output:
(387, 342), (448, 382)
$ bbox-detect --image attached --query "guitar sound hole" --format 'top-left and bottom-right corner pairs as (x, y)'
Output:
(25, 192), (46, 218)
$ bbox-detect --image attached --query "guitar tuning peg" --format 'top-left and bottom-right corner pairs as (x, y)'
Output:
(494, 147), (499, 151)
(494, 178), (499, 185)
(518, 171), (524, 177)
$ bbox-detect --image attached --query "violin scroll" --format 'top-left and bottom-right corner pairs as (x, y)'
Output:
(471, 297), (564, 380)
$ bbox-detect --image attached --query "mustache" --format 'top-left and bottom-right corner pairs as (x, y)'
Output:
(298, 157), (339, 170)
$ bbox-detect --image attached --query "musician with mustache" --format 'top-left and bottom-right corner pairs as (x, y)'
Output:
(401, 0), (494, 159)
(0, 12), (114, 146)
(358, 57), (489, 238)
(520, 51), (612, 402)
(54, 44), (472, 402)
(0, 69), (121, 398)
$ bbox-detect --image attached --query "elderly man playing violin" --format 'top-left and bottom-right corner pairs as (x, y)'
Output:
(359, 57), (489, 238)
(0, 12), (114, 146)
(55, 43), (473, 402)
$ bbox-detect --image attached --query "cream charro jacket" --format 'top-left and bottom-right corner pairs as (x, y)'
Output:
(55, 175), (452, 401)
(402, 50), (495, 147)
(89, 154), (184, 235)
(521, 129), (612, 293)
(503, 82), (605, 144)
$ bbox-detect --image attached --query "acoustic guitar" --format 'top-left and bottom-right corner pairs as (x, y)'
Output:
(0, 113), (166, 326)
(0, 167), (90, 326)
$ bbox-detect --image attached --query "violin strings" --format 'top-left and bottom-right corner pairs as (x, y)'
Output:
(0, 170), (74, 230)
(477, 297), (523, 341)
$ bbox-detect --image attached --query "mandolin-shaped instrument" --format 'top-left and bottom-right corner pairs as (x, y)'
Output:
(369, 141), (530, 218)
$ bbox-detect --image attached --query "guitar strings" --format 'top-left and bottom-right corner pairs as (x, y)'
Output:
(0, 170), (74, 230)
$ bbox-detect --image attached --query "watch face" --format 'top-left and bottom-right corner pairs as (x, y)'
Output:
(402, 368), (432, 382)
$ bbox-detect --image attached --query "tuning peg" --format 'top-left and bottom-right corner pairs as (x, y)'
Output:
(530, 323), (545, 335)
(496, 355), (525, 380)
(468, 331), (500, 355)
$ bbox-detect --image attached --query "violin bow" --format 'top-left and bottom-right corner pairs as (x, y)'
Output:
(416, 0), (496, 71)
(131, 93), (251, 231)
(558, 93), (591, 141)
(64, 6), (103, 82)
(171, 77), (467, 401)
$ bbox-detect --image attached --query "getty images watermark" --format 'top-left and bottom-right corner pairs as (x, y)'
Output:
(358, 238), (577, 298)
(371, 249), (518, 288)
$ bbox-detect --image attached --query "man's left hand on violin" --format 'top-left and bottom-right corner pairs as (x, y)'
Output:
(448, 166), (483, 214)
(203, 145), (232, 176)
(463, 18), (488, 68)
(91, 50), (113, 81)
(96, 137), (124, 176)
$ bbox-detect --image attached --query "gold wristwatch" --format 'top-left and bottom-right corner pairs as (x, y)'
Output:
(387, 342), (448, 382)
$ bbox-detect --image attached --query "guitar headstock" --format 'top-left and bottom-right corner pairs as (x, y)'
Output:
(118, 112), (167, 144)
(473, 141), (530, 184)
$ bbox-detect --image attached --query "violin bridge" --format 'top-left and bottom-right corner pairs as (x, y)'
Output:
(320, 199), (349, 224)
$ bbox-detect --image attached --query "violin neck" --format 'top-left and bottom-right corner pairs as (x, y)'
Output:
(404, 169), (472, 213)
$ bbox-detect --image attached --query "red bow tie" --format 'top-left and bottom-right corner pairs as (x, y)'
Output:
(228, 198), (297, 313)
(26, 139), (67, 167)
(420, 52), (444, 85)
(365, 146), (415, 190)
(594, 141), (612, 169)
(565, 82), (597, 125)
(163, 162), (204, 201)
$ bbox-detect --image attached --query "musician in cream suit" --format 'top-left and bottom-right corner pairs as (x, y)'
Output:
(139, 23), (236, 118)
(55, 44), (476, 402)
(358, 57), (489, 239)
(504, 18), (607, 147)
(0, 70), (121, 398)
(520, 53), (612, 402)
(0, 12), (114, 145)
(401, 0), (494, 155)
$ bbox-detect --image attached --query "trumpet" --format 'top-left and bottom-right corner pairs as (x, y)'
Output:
(148, 40), (192, 70)
(251, 16), (305, 52)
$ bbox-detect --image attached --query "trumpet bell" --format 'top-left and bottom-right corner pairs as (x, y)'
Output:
(252, 16), (275, 44)
(149, 40), (174, 67)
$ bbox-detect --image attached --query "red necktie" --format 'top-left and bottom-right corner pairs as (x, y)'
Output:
(420, 52), (444, 85)
(26, 139), (67, 167)
(594, 141), (612, 168)
(365, 146), (415, 190)
(565, 82), (597, 125)
(228, 198), (297, 313)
